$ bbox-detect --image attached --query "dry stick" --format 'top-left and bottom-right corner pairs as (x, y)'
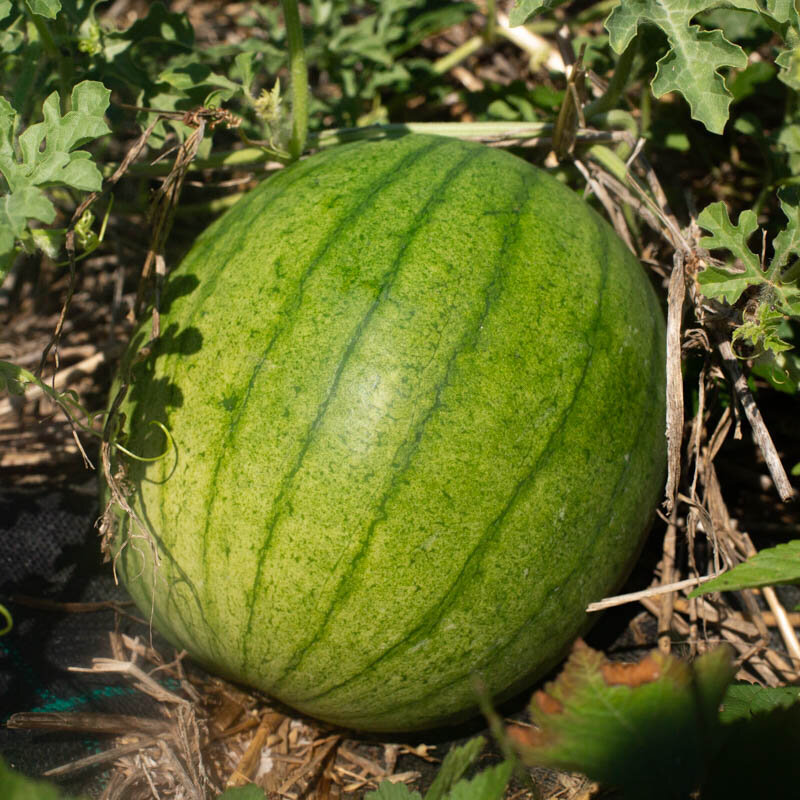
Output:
(701, 456), (799, 674)
(134, 120), (206, 318)
(586, 574), (721, 612)
(762, 586), (800, 669)
(713, 332), (795, 502)
(6, 712), (168, 736)
(277, 735), (341, 797)
(639, 597), (780, 686)
(69, 658), (190, 706)
(673, 596), (759, 637)
(664, 250), (686, 512)
(43, 738), (160, 778)
(35, 116), (161, 380)
(226, 712), (276, 787)
(591, 169), (665, 241)
(657, 506), (679, 654)
(573, 159), (635, 252)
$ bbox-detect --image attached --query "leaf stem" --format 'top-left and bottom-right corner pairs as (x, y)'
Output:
(281, 0), (309, 161)
(584, 40), (636, 121)
(782, 259), (800, 285)
(484, 0), (497, 43)
(22, 4), (70, 103)
(432, 35), (484, 75)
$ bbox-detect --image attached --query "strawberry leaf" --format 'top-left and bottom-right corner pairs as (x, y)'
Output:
(690, 540), (800, 594)
(445, 761), (513, 800)
(367, 783), (423, 800)
(511, 641), (735, 799)
(720, 684), (800, 723)
(424, 737), (485, 800)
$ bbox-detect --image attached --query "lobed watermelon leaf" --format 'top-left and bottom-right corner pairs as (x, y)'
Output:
(696, 194), (800, 369)
(0, 80), (110, 277)
(508, 0), (568, 27)
(26, 0), (61, 18)
(606, 0), (748, 134)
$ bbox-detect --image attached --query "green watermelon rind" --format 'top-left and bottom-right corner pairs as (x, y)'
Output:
(109, 133), (666, 732)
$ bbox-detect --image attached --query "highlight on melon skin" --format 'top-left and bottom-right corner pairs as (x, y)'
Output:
(104, 131), (666, 733)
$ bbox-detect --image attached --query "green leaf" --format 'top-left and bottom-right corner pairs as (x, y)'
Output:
(777, 44), (800, 91)
(605, 0), (747, 134)
(216, 787), (268, 800)
(771, 186), (800, 274)
(446, 761), (513, 800)
(696, 201), (762, 304)
(0, 96), (15, 158)
(0, 756), (82, 799)
(720, 684), (800, 723)
(704, 701), (800, 798)
(367, 782), (423, 800)
(508, 0), (568, 27)
(765, 0), (798, 23)
(513, 642), (735, 799)
(0, 81), (110, 193)
(1, 186), (55, 235)
(26, 0), (60, 19)
(690, 540), (800, 594)
(425, 737), (485, 800)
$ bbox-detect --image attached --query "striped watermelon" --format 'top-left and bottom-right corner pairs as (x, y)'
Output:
(108, 133), (666, 732)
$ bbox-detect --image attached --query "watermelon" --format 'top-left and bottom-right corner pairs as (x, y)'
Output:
(107, 133), (666, 732)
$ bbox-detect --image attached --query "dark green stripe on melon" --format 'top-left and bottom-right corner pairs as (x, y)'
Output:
(110, 133), (666, 732)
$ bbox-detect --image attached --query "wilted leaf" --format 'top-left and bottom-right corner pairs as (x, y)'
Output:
(605, 0), (747, 134)
(690, 540), (800, 594)
(511, 641), (735, 799)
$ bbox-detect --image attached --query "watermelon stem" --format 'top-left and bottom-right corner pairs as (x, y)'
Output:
(281, 0), (309, 161)
(584, 39), (636, 121)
